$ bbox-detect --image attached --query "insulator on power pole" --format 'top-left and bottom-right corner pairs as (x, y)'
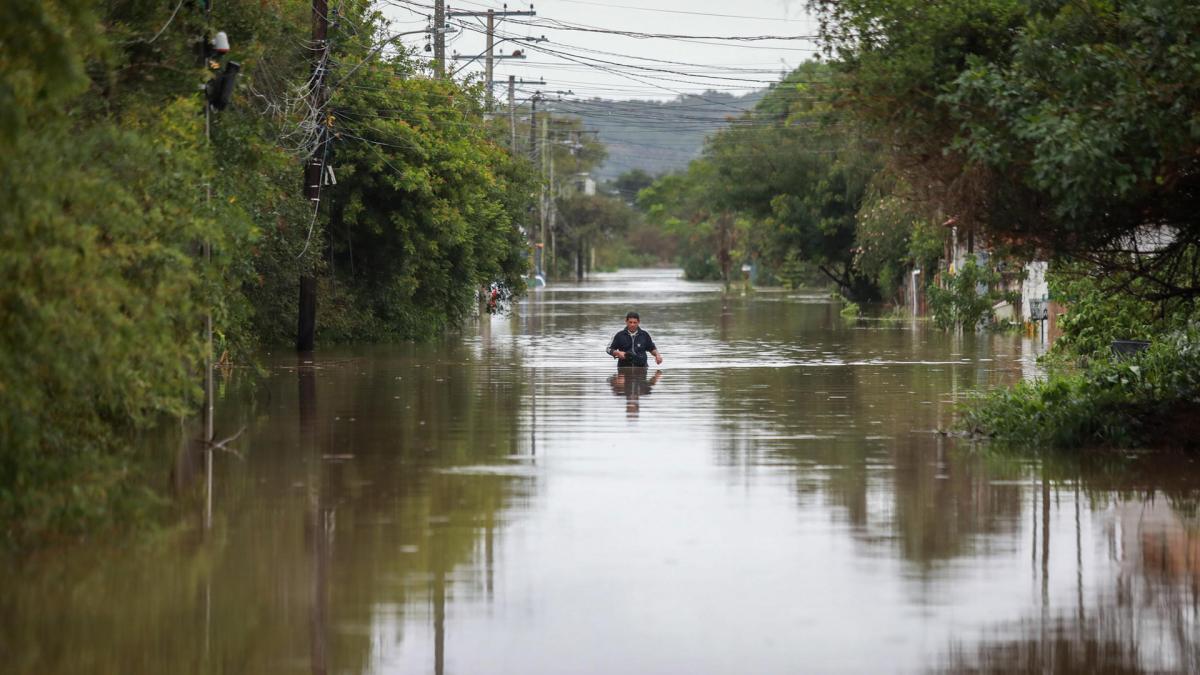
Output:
(206, 61), (241, 110)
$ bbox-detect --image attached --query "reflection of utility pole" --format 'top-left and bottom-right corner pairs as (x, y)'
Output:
(298, 358), (330, 675)
(433, 0), (445, 77)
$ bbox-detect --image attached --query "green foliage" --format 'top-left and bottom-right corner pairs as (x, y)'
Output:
(638, 164), (730, 281)
(0, 0), (97, 142)
(810, 0), (1025, 205)
(639, 63), (889, 295)
(609, 169), (656, 204)
(0, 0), (535, 546)
(942, 1), (1200, 254)
(555, 193), (642, 278)
(322, 49), (533, 339)
(1047, 262), (1200, 359)
(962, 328), (1200, 449)
(816, 0), (1200, 299)
(0, 107), (213, 543)
(855, 190), (942, 300)
(707, 63), (879, 297)
(927, 257), (1017, 330)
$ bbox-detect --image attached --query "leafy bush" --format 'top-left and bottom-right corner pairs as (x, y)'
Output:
(961, 328), (1200, 449)
(928, 257), (1018, 330)
(1048, 262), (1199, 358)
(0, 111), (216, 543)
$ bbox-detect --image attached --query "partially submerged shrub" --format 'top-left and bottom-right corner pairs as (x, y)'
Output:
(961, 328), (1200, 449)
(928, 257), (1019, 331)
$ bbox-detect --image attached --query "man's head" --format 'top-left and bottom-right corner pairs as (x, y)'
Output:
(625, 311), (640, 332)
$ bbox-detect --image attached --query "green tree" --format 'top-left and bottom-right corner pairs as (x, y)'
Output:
(927, 257), (1017, 330)
(318, 11), (535, 339)
(555, 193), (642, 279)
(941, 0), (1200, 300)
(639, 162), (731, 282)
(695, 63), (880, 296)
(610, 168), (656, 204)
(0, 0), (536, 545)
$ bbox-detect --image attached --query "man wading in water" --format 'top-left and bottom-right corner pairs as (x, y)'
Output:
(606, 311), (663, 368)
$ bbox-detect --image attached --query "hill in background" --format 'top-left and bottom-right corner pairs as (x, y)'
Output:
(554, 90), (764, 181)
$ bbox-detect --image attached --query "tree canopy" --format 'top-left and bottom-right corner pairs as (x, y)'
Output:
(0, 0), (537, 545)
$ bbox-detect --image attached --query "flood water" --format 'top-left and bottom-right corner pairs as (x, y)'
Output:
(3, 269), (1199, 674)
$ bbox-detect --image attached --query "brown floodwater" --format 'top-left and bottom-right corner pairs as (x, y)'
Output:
(3, 269), (1198, 674)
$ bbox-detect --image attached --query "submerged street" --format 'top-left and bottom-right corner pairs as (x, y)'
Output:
(4, 269), (1198, 674)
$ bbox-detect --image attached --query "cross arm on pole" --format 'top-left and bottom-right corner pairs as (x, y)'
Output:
(447, 10), (536, 17)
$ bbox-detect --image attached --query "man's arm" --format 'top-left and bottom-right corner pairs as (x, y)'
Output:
(647, 334), (663, 365)
(606, 332), (625, 360)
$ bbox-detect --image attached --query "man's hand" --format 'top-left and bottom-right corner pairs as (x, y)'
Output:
(614, 350), (626, 359)
(654, 351), (663, 365)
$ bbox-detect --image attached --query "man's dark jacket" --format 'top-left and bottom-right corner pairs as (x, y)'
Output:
(606, 329), (657, 368)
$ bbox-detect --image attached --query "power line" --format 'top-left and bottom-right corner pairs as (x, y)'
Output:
(544, 0), (812, 23)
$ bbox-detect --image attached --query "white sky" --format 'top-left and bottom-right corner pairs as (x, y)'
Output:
(379, 0), (820, 101)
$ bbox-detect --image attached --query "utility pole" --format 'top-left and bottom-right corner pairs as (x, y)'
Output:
(299, 0), (329, 352)
(447, 6), (535, 110)
(548, 121), (556, 280)
(485, 9), (494, 109)
(508, 75), (516, 153)
(528, 92), (539, 161)
(541, 113), (552, 278)
(433, 0), (445, 77)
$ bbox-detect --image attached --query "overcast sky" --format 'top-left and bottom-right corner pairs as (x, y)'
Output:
(380, 0), (820, 101)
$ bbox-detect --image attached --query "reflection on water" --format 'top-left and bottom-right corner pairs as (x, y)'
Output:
(609, 367), (663, 418)
(1, 269), (1197, 674)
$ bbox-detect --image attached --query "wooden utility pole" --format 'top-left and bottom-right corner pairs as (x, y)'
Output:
(508, 75), (517, 152)
(298, 0), (329, 352)
(548, 124), (556, 279)
(485, 9), (495, 109)
(540, 113), (559, 278)
(528, 93), (539, 161)
(447, 6), (534, 110)
(433, 0), (445, 77)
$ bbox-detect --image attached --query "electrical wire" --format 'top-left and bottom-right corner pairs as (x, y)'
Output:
(144, 0), (186, 44)
(542, 0), (811, 23)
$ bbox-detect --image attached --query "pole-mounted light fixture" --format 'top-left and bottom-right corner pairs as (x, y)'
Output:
(212, 31), (230, 54)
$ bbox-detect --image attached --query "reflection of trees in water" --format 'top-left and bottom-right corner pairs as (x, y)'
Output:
(292, 347), (533, 675)
(934, 614), (1146, 674)
(932, 495), (1200, 674)
(0, 344), (534, 675)
(707, 327), (1027, 568)
(706, 298), (1200, 674)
